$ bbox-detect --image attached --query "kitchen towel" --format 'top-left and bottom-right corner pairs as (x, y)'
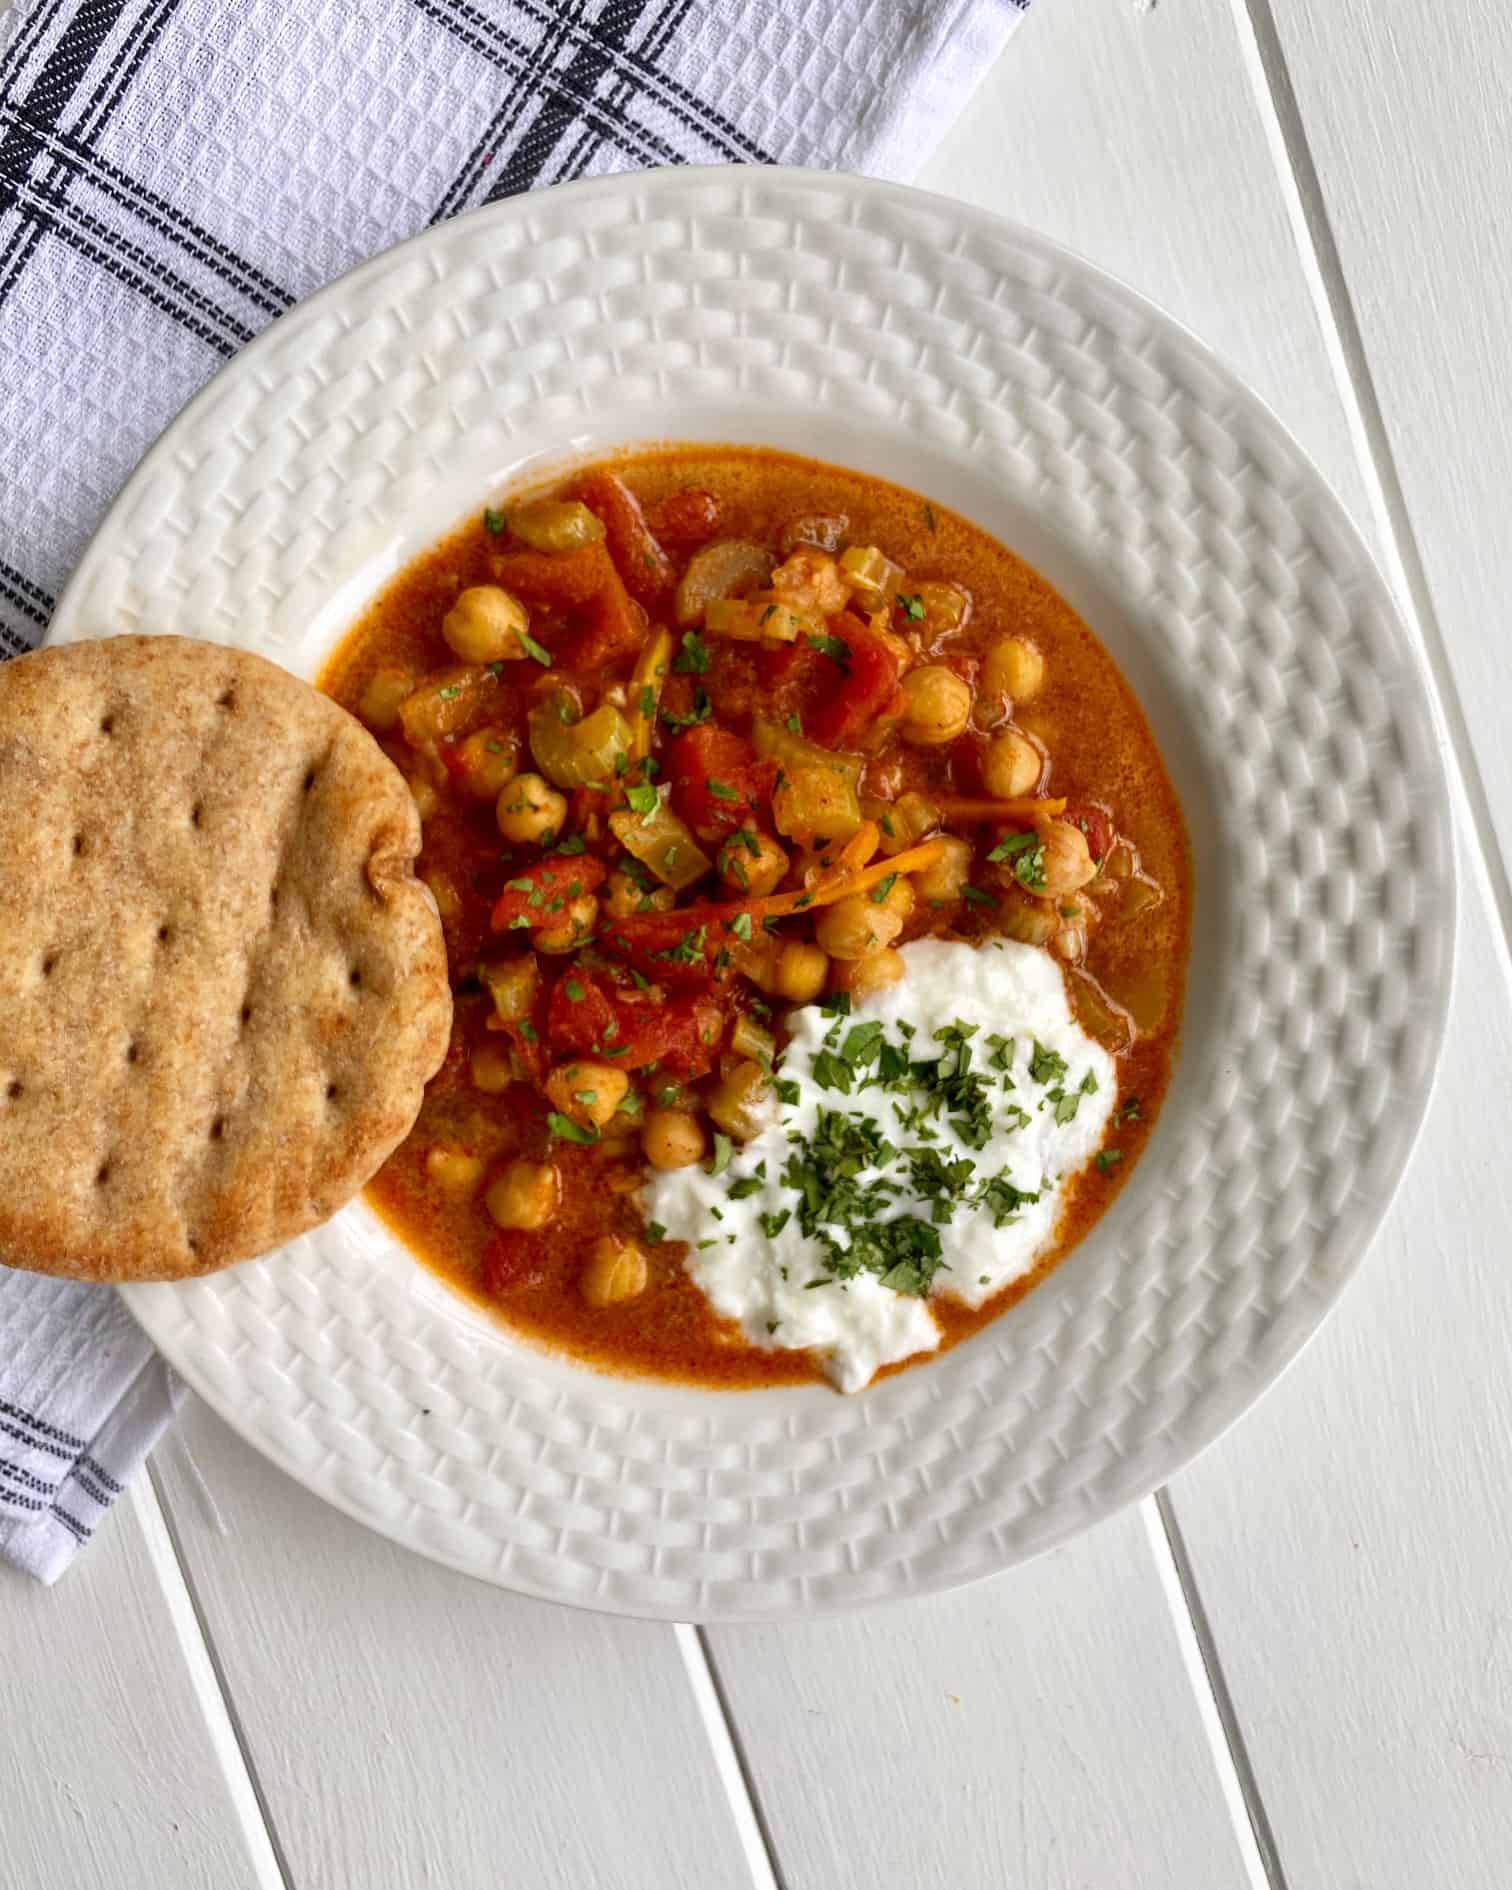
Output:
(0, 0), (1032, 1578)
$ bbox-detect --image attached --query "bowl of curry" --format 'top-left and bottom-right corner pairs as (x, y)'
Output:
(320, 445), (1192, 1394)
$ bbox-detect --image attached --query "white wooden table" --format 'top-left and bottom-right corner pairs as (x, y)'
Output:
(7, 3), (1511, 1883)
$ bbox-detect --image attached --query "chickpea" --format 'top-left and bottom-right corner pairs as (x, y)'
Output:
(874, 790), (940, 857)
(357, 665), (416, 734)
(898, 665), (972, 745)
(981, 727), (1043, 800)
(773, 940), (829, 1003)
(425, 1144), (484, 1192)
(532, 893), (599, 954)
(485, 1159), (560, 1231)
(469, 1041), (516, 1093)
(718, 827), (789, 898)
(442, 585), (531, 665)
(642, 1108), (706, 1171)
(910, 835), (972, 906)
(706, 1058), (773, 1141)
(454, 726), (522, 801)
(544, 1057), (630, 1130)
(830, 947), (904, 998)
(604, 868), (675, 918)
(497, 772), (567, 845)
(1036, 820), (1098, 899)
(982, 635), (1045, 703)
(815, 878), (911, 961)
(407, 773), (440, 821)
(581, 1235), (649, 1308)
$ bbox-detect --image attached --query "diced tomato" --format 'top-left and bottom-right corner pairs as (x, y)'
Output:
(490, 855), (607, 932)
(576, 472), (676, 609)
(600, 899), (763, 988)
(665, 726), (774, 837)
(569, 562), (647, 672)
(757, 639), (815, 691)
(545, 971), (619, 1057)
(491, 544), (614, 607)
(544, 969), (725, 1073)
(612, 989), (727, 1075)
(646, 488), (722, 553)
(481, 1232), (548, 1297)
(1062, 799), (1116, 863)
(807, 623), (902, 746)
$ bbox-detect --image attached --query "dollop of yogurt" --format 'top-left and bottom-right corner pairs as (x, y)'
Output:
(646, 939), (1117, 1393)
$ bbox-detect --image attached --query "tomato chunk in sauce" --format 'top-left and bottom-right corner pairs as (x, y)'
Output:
(319, 447), (1191, 1390)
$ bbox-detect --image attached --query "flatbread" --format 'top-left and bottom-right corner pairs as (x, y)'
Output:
(0, 634), (451, 1281)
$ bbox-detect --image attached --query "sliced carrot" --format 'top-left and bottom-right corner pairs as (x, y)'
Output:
(753, 838), (951, 919)
(836, 820), (881, 875)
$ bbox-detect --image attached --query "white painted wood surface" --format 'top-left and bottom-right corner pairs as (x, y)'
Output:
(5, 0), (1512, 1884)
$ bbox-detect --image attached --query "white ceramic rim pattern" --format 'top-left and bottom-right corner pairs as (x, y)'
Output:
(49, 167), (1454, 1620)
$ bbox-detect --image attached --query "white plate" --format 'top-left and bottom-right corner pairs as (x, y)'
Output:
(51, 167), (1454, 1620)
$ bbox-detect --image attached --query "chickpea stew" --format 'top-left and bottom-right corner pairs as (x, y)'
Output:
(320, 447), (1191, 1390)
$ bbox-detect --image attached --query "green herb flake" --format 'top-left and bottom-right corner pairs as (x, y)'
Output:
(563, 978), (586, 1002)
(710, 1133), (734, 1176)
(1028, 1041), (1069, 1085)
(624, 782), (660, 820)
(674, 631), (711, 675)
(896, 592), (926, 621)
(730, 911), (754, 941)
(1095, 1148), (1124, 1174)
(483, 506), (506, 535)
(519, 631), (554, 668)
(706, 777), (740, 801)
(806, 632), (851, 666)
(547, 1112), (599, 1145)
(961, 884), (995, 908)
(645, 1220), (667, 1244)
(869, 873), (898, 905)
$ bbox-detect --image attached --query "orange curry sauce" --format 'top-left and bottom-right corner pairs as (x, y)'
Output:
(319, 447), (1191, 1389)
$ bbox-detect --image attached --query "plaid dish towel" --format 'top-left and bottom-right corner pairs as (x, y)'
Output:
(0, 0), (1031, 1579)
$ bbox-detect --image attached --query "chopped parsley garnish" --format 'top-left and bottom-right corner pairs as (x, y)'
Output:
(987, 829), (1047, 893)
(786, 713), (802, 734)
(1095, 1148), (1124, 1174)
(710, 1133), (734, 1176)
(706, 777), (740, 801)
(624, 782), (660, 820)
(819, 991), (851, 1017)
(729, 911), (754, 941)
(483, 506), (506, 534)
(896, 592), (926, 621)
(1028, 1041), (1069, 1086)
(1118, 1097), (1142, 1123)
(660, 685), (712, 730)
(518, 631), (553, 668)
(563, 978), (586, 1002)
(554, 834), (587, 855)
(806, 632), (851, 667)
(922, 502), (937, 531)
(674, 630), (710, 674)
(961, 885), (995, 908)
(645, 1220), (667, 1244)
(547, 1112), (598, 1144)
(869, 873), (898, 905)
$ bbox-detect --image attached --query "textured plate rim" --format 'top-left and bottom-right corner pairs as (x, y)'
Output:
(41, 164), (1455, 1618)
